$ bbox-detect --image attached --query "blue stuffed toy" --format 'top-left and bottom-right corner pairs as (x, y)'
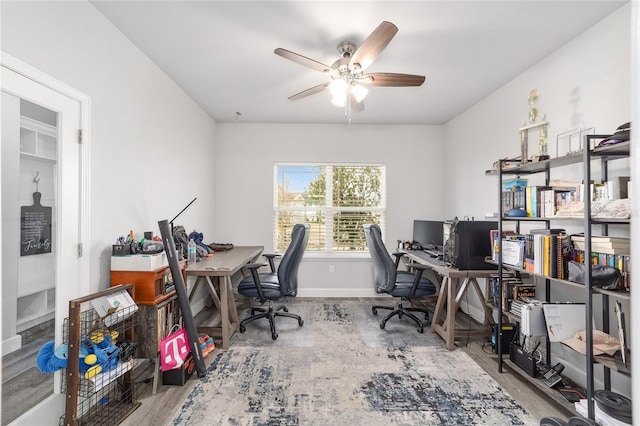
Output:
(36, 330), (121, 379)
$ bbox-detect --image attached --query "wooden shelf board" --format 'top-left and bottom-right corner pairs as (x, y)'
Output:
(502, 358), (577, 416)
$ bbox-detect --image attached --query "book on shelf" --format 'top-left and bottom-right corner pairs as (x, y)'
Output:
(523, 186), (579, 218)
(571, 235), (630, 253)
(540, 187), (578, 218)
(548, 179), (582, 201)
(502, 189), (526, 213)
(570, 250), (631, 291)
(516, 230), (569, 279)
(501, 237), (526, 268)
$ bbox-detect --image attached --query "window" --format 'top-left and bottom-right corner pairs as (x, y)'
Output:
(274, 163), (386, 253)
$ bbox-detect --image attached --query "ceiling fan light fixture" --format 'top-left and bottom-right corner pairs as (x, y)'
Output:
(352, 84), (368, 103)
(331, 94), (346, 107)
(329, 79), (347, 97)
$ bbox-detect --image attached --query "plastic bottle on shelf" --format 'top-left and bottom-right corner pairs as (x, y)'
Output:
(188, 239), (197, 264)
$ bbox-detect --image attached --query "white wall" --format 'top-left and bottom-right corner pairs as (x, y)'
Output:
(214, 123), (445, 295)
(445, 4), (632, 396)
(1, 1), (217, 292)
(445, 4), (631, 221)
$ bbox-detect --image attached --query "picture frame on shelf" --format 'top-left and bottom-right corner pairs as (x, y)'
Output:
(556, 127), (595, 157)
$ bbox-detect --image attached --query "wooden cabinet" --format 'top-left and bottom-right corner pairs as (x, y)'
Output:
(135, 297), (180, 359)
(110, 260), (186, 305)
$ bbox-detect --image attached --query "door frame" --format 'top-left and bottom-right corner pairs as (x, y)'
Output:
(1, 51), (91, 296)
(1, 51), (91, 422)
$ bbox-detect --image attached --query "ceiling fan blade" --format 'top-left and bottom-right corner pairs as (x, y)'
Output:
(274, 48), (332, 73)
(363, 73), (426, 87)
(288, 82), (330, 100)
(349, 93), (365, 113)
(349, 21), (398, 71)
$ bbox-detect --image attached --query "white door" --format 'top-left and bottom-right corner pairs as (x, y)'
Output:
(1, 57), (88, 425)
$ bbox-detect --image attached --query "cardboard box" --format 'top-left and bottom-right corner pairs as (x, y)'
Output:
(111, 253), (168, 271)
(162, 353), (195, 386)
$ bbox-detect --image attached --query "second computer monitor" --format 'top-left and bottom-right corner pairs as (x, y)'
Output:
(412, 220), (444, 250)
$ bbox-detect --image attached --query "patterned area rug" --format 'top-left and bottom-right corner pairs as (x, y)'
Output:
(172, 300), (537, 425)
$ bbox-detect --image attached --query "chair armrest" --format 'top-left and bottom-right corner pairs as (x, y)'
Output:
(262, 253), (281, 273)
(242, 263), (268, 303)
(392, 252), (404, 269)
(408, 266), (427, 299)
(243, 262), (267, 270)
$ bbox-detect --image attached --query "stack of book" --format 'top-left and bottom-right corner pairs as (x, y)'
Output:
(490, 273), (535, 314)
(524, 229), (571, 279)
(524, 185), (579, 218)
(570, 235), (631, 290)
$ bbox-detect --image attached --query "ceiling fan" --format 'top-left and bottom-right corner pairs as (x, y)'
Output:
(274, 21), (425, 115)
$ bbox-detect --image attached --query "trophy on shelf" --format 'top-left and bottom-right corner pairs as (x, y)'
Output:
(519, 89), (549, 164)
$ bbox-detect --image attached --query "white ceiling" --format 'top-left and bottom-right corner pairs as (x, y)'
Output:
(91, 1), (627, 125)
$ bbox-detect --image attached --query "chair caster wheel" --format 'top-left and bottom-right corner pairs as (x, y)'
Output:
(298, 319), (304, 326)
(372, 308), (378, 315)
(283, 307), (289, 312)
(271, 333), (278, 340)
(417, 327), (424, 333)
(239, 325), (246, 333)
(380, 322), (386, 330)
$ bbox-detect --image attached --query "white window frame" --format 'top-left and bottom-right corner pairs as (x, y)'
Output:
(273, 162), (386, 255)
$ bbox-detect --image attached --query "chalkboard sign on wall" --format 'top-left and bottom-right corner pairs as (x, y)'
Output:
(20, 192), (52, 256)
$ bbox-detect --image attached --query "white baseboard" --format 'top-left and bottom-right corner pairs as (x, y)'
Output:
(2, 334), (22, 356)
(297, 288), (384, 298)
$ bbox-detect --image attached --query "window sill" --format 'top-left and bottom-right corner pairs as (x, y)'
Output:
(301, 252), (372, 262)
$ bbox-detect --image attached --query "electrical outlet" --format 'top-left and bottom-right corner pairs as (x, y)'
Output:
(329, 265), (334, 273)
(485, 212), (498, 218)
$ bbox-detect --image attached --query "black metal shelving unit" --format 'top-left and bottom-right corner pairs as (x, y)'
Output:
(488, 139), (631, 420)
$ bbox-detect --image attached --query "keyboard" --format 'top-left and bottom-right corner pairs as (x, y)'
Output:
(423, 249), (443, 258)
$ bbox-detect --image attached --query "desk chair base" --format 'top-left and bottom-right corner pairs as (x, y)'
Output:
(372, 301), (429, 333)
(239, 303), (304, 340)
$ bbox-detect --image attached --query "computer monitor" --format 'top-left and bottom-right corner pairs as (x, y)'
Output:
(412, 220), (444, 250)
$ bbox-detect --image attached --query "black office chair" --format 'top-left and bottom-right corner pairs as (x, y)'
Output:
(363, 223), (437, 333)
(237, 223), (309, 340)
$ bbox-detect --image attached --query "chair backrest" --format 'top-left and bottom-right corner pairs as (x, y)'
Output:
(363, 223), (397, 293)
(277, 223), (310, 296)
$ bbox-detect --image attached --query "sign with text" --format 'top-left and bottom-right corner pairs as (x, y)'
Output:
(20, 192), (52, 256)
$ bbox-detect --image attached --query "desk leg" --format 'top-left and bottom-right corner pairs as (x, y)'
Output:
(226, 276), (239, 329)
(444, 277), (458, 350)
(220, 277), (231, 349)
(431, 276), (449, 329)
(431, 276), (458, 351)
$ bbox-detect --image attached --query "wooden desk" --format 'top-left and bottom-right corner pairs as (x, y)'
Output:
(186, 246), (263, 349)
(402, 250), (496, 350)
